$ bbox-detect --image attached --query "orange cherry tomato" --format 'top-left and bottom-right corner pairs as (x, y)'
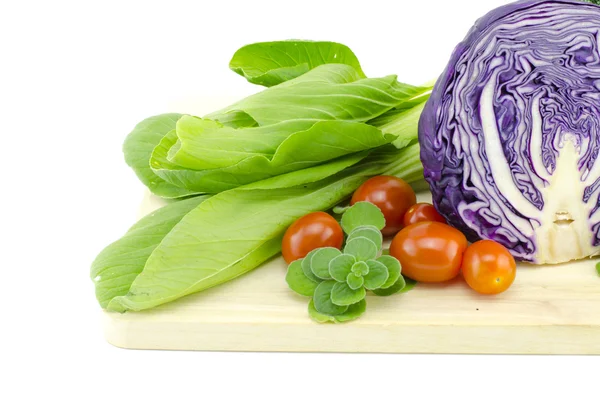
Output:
(403, 203), (446, 226)
(282, 212), (343, 264)
(351, 176), (416, 236)
(462, 240), (517, 295)
(389, 221), (468, 283)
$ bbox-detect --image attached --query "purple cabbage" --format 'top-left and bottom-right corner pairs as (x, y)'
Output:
(419, 0), (600, 263)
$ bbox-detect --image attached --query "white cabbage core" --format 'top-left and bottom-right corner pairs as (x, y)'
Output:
(480, 77), (600, 264)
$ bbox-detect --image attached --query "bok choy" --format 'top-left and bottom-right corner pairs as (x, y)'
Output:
(92, 40), (431, 312)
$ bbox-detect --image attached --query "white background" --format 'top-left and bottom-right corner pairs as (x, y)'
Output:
(2, 0), (599, 396)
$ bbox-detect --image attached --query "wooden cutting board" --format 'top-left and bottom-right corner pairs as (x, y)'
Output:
(103, 191), (600, 354)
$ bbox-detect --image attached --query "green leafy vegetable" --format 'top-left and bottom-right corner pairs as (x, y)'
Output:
(329, 254), (356, 282)
(372, 277), (407, 297)
(341, 201), (386, 234)
(308, 299), (366, 324)
(120, 41), (429, 200)
(229, 40), (366, 87)
(98, 141), (423, 312)
(331, 282), (366, 306)
(346, 273), (364, 290)
(310, 247), (340, 280)
(123, 114), (196, 198)
(106, 175), (362, 312)
(301, 250), (322, 283)
(401, 277), (418, 293)
(332, 205), (350, 215)
(171, 117), (394, 171)
(208, 64), (422, 126)
(376, 255), (401, 289)
(152, 140), (369, 194)
(344, 236), (379, 261)
(93, 40), (430, 313)
(370, 100), (430, 149)
(209, 109), (258, 129)
(313, 280), (348, 316)
(371, 260), (411, 296)
(363, 260), (389, 290)
(143, 63), (425, 195)
(151, 117), (395, 193)
(171, 116), (297, 169)
(351, 261), (369, 276)
(287, 201), (413, 323)
(347, 226), (383, 251)
(91, 195), (208, 308)
(286, 260), (319, 297)
(97, 145), (422, 312)
(123, 60), (427, 199)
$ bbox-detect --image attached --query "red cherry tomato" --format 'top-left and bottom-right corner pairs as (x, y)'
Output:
(351, 176), (416, 236)
(403, 203), (446, 227)
(462, 240), (517, 295)
(389, 221), (468, 283)
(282, 212), (343, 264)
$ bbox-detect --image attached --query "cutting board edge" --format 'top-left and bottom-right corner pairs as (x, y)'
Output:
(103, 313), (600, 355)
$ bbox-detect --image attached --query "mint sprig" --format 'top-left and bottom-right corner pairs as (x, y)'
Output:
(308, 299), (367, 324)
(286, 201), (414, 323)
(340, 201), (386, 234)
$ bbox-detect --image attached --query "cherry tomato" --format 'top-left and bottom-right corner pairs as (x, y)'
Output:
(403, 203), (446, 226)
(282, 212), (343, 264)
(351, 176), (416, 236)
(462, 240), (517, 295)
(389, 221), (468, 283)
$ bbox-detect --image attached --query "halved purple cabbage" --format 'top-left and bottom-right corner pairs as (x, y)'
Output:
(419, 0), (600, 264)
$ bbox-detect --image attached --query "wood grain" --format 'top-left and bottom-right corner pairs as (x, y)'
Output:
(103, 191), (600, 354)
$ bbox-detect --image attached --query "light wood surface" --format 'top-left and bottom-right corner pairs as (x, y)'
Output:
(103, 191), (600, 354)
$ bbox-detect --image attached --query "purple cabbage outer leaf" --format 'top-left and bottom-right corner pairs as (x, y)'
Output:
(419, 0), (600, 264)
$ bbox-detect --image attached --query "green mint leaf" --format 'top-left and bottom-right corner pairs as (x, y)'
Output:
(340, 201), (386, 234)
(331, 282), (366, 306)
(333, 299), (367, 322)
(310, 247), (341, 280)
(301, 250), (322, 283)
(376, 255), (401, 289)
(400, 277), (418, 293)
(337, 299), (367, 322)
(308, 299), (366, 324)
(313, 280), (349, 316)
(347, 226), (383, 251)
(286, 260), (320, 297)
(344, 236), (379, 261)
(372, 276), (407, 296)
(351, 261), (369, 277)
(329, 254), (356, 282)
(308, 299), (335, 323)
(363, 260), (390, 290)
(346, 273), (364, 290)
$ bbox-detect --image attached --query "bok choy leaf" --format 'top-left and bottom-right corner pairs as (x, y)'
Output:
(229, 40), (366, 87)
(96, 144), (423, 312)
(123, 114), (197, 199)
